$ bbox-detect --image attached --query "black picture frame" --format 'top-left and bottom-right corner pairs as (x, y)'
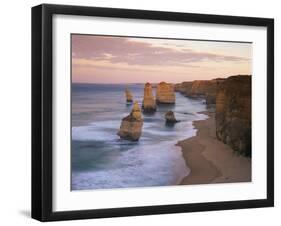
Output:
(32, 3), (274, 222)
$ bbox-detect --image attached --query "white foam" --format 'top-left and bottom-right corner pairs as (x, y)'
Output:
(71, 94), (209, 190)
(144, 125), (196, 140)
(89, 120), (120, 129)
(72, 126), (118, 141)
(72, 141), (190, 190)
(195, 113), (209, 121)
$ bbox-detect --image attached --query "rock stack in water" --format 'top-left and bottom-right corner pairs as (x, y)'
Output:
(156, 82), (175, 104)
(125, 88), (133, 103)
(165, 111), (179, 124)
(117, 101), (143, 141)
(216, 75), (251, 156)
(142, 82), (156, 113)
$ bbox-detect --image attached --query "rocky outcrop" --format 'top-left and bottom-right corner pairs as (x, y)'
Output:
(215, 75), (251, 156)
(165, 111), (179, 124)
(156, 82), (175, 104)
(188, 80), (213, 97)
(205, 79), (225, 106)
(117, 101), (143, 141)
(174, 83), (182, 92)
(175, 79), (225, 107)
(184, 79), (225, 107)
(142, 83), (156, 113)
(174, 82), (193, 94)
(125, 88), (133, 103)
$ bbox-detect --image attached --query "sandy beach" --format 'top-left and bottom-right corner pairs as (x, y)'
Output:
(178, 111), (251, 185)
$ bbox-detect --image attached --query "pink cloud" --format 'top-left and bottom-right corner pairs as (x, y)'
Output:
(72, 35), (249, 66)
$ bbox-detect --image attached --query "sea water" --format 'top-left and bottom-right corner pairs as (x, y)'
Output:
(71, 83), (207, 190)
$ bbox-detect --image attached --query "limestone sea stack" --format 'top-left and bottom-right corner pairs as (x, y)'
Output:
(142, 82), (156, 113)
(156, 82), (175, 104)
(216, 75), (251, 156)
(117, 101), (143, 141)
(125, 88), (133, 103)
(165, 111), (179, 124)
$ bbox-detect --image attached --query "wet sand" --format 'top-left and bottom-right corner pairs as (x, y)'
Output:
(178, 112), (251, 185)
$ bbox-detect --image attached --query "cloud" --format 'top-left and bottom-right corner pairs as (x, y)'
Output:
(72, 58), (203, 74)
(72, 35), (249, 66)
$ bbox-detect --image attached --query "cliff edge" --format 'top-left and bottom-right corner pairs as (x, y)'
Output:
(215, 75), (251, 156)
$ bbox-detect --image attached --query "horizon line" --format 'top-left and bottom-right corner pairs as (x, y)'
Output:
(72, 74), (251, 85)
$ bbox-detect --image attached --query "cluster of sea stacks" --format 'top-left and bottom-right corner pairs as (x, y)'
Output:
(175, 75), (252, 156)
(118, 82), (177, 141)
(118, 75), (251, 157)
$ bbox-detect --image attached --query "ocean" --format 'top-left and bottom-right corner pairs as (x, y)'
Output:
(71, 83), (207, 190)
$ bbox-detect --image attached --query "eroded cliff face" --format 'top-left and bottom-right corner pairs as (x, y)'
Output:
(174, 83), (182, 92)
(117, 101), (143, 141)
(189, 79), (225, 106)
(188, 80), (214, 96)
(215, 75), (251, 156)
(142, 82), (156, 113)
(156, 82), (175, 104)
(174, 82), (193, 94)
(175, 79), (225, 107)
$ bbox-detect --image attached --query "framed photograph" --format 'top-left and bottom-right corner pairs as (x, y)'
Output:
(32, 4), (274, 221)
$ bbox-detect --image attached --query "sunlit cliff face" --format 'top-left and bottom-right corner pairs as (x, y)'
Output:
(72, 35), (252, 84)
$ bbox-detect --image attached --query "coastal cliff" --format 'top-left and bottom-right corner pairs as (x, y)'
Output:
(175, 75), (251, 156)
(174, 82), (193, 94)
(175, 79), (225, 107)
(188, 80), (215, 97)
(215, 75), (251, 156)
(192, 79), (224, 105)
(142, 82), (157, 113)
(156, 82), (175, 104)
(117, 101), (143, 141)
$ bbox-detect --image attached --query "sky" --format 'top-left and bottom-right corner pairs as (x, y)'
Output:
(72, 34), (252, 84)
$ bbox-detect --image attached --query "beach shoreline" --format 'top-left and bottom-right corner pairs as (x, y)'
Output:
(177, 111), (251, 185)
